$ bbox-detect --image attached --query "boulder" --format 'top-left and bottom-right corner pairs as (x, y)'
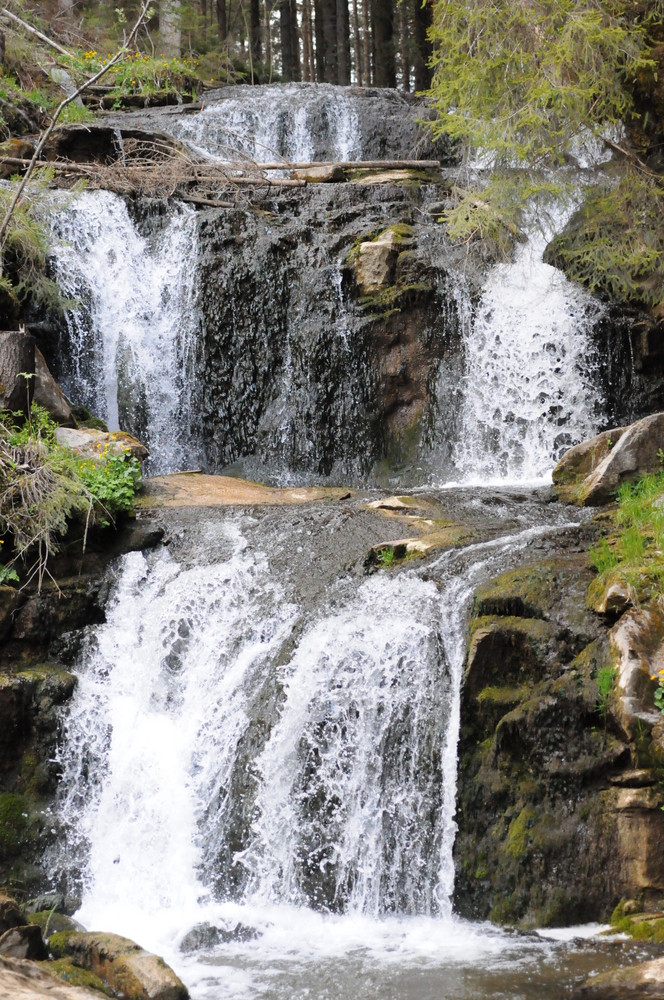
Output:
(0, 924), (47, 960)
(0, 329), (35, 414)
(54, 427), (149, 462)
(575, 956), (664, 997)
(610, 602), (664, 739)
(553, 413), (664, 505)
(33, 349), (76, 427)
(0, 894), (25, 934)
(354, 229), (399, 294)
(49, 931), (189, 1000)
(0, 955), (103, 999)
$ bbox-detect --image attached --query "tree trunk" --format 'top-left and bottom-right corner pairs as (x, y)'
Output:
(351, 0), (362, 85)
(412, 0), (432, 91)
(264, 0), (274, 79)
(314, 0), (325, 79)
(399, 0), (410, 91)
(280, 0), (295, 79)
(160, 0), (182, 56)
(321, 0), (338, 82)
(0, 330), (34, 415)
(336, 0), (350, 84)
(361, 0), (371, 84)
(302, 0), (315, 80)
(216, 0), (228, 42)
(250, 0), (262, 70)
(290, 0), (302, 80)
(371, 0), (394, 87)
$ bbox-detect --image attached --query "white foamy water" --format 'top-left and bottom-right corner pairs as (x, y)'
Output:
(49, 512), (595, 999)
(48, 190), (202, 474)
(168, 83), (361, 163)
(451, 220), (605, 484)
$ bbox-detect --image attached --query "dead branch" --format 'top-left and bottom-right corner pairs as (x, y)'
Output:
(0, 6), (72, 57)
(0, 0), (153, 251)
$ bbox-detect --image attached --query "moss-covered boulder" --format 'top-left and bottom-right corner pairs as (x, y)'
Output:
(49, 931), (189, 1000)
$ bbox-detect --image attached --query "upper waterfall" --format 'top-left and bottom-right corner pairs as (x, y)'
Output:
(45, 86), (613, 486)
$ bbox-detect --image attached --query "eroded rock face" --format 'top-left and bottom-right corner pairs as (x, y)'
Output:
(0, 330), (35, 413)
(455, 546), (664, 927)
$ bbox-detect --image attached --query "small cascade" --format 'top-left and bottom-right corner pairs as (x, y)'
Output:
(451, 221), (605, 483)
(48, 191), (202, 475)
(166, 84), (384, 163)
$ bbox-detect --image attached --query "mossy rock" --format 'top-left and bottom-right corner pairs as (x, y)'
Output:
(0, 793), (40, 862)
(44, 957), (111, 995)
(28, 909), (82, 937)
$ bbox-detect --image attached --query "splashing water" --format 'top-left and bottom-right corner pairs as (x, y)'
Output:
(48, 190), (202, 474)
(168, 83), (361, 163)
(451, 222), (604, 484)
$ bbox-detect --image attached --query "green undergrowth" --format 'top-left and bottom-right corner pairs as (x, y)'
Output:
(588, 470), (664, 604)
(65, 49), (204, 106)
(0, 406), (141, 586)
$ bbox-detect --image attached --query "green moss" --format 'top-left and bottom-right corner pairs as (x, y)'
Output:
(505, 806), (539, 859)
(477, 684), (529, 705)
(45, 958), (110, 995)
(473, 561), (559, 619)
(48, 930), (76, 958)
(28, 910), (80, 936)
(358, 281), (431, 315)
(0, 793), (31, 859)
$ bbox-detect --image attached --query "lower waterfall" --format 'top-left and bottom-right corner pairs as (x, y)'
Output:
(50, 498), (617, 999)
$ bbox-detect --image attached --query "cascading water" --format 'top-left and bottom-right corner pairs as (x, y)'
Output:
(450, 219), (605, 484)
(49, 498), (618, 999)
(48, 190), (202, 475)
(42, 86), (629, 1000)
(167, 83), (362, 163)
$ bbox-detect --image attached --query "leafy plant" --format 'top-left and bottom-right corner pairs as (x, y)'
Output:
(377, 545), (396, 567)
(0, 407), (142, 588)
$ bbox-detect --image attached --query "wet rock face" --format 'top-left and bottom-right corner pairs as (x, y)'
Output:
(455, 543), (664, 928)
(196, 184), (471, 483)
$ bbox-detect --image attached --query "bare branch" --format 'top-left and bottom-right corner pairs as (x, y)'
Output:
(0, 0), (153, 252)
(0, 7), (72, 58)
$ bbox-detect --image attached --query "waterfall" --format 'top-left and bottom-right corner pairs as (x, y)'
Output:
(48, 191), (202, 475)
(450, 221), (605, 484)
(49, 503), (586, 998)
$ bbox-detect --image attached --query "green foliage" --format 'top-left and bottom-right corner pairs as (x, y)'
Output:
(428, 0), (653, 167)
(427, 0), (664, 303)
(0, 180), (64, 316)
(376, 545), (396, 567)
(547, 167), (664, 306)
(0, 407), (142, 587)
(595, 665), (616, 717)
(66, 49), (203, 99)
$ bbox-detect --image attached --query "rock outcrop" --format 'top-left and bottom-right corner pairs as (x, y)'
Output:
(455, 538), (664, 927)
(553, 412), (664, 505)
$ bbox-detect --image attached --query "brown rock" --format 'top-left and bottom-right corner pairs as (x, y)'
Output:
(0, 330), (35, 414)
(54, 427), (149, 462)
(553, 413), (664, 505)
(354, 230), (399, 295)
(49, 931), (188, 1000)
(0, 955), (103, 999)
(33, 349), (75, 428)
(575, 956), (664, 998)
(611, 602), (664, 738)
(0, 925), (47, 960)
(0, 895), (25, 934)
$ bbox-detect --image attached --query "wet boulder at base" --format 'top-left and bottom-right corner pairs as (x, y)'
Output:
(553, 412), (664, 505)
(49, 931), (189, 1000)
(54, 427), (149, 462)
(575, 956), (664, 998)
